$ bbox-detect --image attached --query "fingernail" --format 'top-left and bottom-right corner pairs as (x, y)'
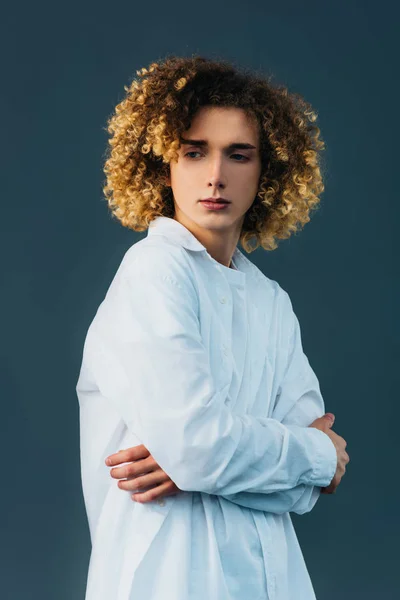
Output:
(105, 458), (111, 465)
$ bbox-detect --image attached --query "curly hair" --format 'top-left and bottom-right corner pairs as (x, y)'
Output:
(102, 54), (326, 253)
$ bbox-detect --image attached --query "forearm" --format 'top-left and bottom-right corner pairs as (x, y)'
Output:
(219, 483), (321, 515)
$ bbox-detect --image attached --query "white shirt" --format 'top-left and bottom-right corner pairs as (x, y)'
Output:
(76, 215), (337, 600)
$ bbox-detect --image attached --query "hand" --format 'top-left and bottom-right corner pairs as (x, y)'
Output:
(105, 444), (183, 503)
(308, 413), (350, 495)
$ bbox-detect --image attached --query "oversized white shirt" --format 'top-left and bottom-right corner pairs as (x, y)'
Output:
(75, 215), (338, 600)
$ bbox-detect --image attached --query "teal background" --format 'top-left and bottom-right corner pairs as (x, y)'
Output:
(1, 0), (398, 598)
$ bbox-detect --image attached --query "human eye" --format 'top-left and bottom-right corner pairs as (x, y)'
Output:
(231, 154), (249, 162)
(184, 151), (202, 159)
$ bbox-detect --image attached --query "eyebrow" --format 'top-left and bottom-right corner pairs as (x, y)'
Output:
(179, 138), (257, 150)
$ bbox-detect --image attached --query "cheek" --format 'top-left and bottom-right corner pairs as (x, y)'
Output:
(236, 170), (260, 193)
(169, 173), (196, 203)
(171, 165), (198, 189)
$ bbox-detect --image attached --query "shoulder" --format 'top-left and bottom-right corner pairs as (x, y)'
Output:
(92, 238), (200, 332)
(243, 258), (297, 348)
(242, 254), (292, 313)
(117, 237), (196, 288)
(106, 237), (199, 313)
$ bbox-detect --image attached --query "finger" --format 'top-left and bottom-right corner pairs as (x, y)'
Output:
(110, 456), (158, 480)
(106, 445), (149, 466)
(131, 481), (175, 503)
(105, 444), (150, 466)
(118, 469), (167, 491)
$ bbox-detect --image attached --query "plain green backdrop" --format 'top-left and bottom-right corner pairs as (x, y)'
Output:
(1, 0), (398, 598)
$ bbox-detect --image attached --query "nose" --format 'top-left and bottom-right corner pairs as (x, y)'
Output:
(207, 156), (226, 190)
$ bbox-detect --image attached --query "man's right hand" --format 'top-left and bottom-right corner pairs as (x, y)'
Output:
(308, 413), (350, 494)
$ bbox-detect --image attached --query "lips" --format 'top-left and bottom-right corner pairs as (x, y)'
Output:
(200, 200), (230, 211)
(200, 198), (230, 203)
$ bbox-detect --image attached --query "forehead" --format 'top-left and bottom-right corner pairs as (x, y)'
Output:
(183, 106), (259, 143)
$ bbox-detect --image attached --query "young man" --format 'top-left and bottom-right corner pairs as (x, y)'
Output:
(76, 55), (349, 599)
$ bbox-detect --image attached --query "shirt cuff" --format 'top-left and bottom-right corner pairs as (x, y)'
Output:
(285, 424), (338, 487)
(306, 427), (338, 487)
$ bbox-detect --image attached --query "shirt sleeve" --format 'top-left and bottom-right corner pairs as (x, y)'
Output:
(77, 247), (337, 496)
(218, 289), (337, 513)
(219, 484), (320, 515)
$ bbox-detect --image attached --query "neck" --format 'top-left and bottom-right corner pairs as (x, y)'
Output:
(172, 210), (241, 269)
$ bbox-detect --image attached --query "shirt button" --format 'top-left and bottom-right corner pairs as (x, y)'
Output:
(219, 296), (227, 304)
(222, 344), (229, 356)
(157, 499), (165, 506)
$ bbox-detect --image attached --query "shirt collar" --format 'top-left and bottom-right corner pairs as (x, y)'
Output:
(148, 216), (207, 252)
(147, 216), (251, 275)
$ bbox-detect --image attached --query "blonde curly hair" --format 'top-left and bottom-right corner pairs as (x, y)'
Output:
(102, 54), (326, 253)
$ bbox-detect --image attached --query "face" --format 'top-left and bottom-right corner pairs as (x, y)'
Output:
(165, 105), (262, 244)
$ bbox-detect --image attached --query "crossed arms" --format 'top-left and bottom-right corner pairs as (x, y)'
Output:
(78, 247), (337, 515)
